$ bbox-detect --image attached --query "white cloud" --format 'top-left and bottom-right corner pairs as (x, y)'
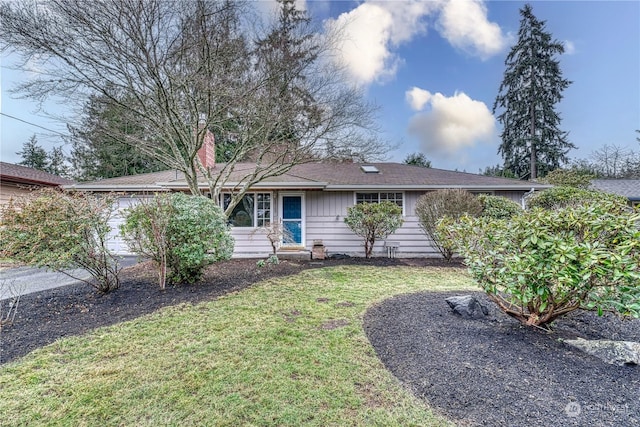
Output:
(325, 3), (396, 85)
(405, 87), (432, 111)
(436, 0), (507, 59)
(325, 0), (508, 85)
(563, 40), (576, 55)
(407, 89), (496, 156)
(324, 1), (437, 86)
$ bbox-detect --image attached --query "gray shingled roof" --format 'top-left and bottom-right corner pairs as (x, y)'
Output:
(66, 162), (550, 192)
(590, 179), (640, 200)
(0, 162), (75, 186)
(65, 169), (182, 190)
(286, 163), (543, 188)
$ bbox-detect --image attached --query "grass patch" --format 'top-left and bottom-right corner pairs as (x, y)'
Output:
(0, 258), (21, 270)
(0, 265), (473, 426)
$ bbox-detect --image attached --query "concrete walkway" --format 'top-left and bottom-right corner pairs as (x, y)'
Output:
(0, 256), (139, 300)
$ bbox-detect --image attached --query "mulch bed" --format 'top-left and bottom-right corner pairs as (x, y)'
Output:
(3, 258), (638, 426)
(364, 291), (640, 427)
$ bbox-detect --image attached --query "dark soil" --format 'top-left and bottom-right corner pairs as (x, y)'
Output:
(4, 258), (638, 427)
(365, 291), (640, 427)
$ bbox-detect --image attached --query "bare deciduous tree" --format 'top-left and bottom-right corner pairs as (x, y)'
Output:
(571, 144), (640, 178)
(0, 280), (23, 331)
(0, 0), (385, 215)
(250, 221), (295, 258)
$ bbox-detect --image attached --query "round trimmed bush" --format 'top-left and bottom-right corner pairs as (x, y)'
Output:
(477, 194), (522, 219)
(526, 186), (628, 210)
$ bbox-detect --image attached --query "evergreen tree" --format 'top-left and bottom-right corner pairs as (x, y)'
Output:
(493, 4), (574, 180)
(403, 152), (432, 168)
(46, 146), (71, 177)
(69, 94), (167, 181)
(481, 164), (516, 178)
(17, 135), (48, 170)
(254, 0), (320, 146)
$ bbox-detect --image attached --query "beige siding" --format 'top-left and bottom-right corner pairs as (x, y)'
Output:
(107, 189), (528, 258)
(231, 228), (275, 257)
(0, 182), (37, 214)
(109, 196), (275, 257)
(305, 191), (439, 258)
(494, 190), (525, 204)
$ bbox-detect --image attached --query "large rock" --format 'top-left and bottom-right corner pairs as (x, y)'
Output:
(565, 338), (640, 366)
(445, 295), (489, 319)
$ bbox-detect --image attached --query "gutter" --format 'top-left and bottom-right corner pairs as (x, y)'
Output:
(155, 181), (328, 190)
(63, 184), (169, 192)
(2, 176), (74, 187)
(521, 187), (537, 209)
(324, 184), (552, 191)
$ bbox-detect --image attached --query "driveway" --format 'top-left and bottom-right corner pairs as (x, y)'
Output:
(0, 256), (140, 300)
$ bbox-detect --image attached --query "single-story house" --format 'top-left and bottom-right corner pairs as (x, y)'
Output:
(590, 179), (640, 207)
(0, 161), (75, 209)
(66, 145), (550, 258)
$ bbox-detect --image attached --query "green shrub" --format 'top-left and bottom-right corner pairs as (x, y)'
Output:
(122, 193), (234, 287)
(415, 189), (482, 261)
(477, 194), (522, 219)
(344, 201), (403, 258)
(526, 186), (627, 210)
(539, 168), (594, 188)
(439, 201), (640, 327)
(0, 188), (120, 293)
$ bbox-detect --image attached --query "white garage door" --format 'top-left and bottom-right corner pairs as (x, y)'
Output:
(107, 196), (144, 255)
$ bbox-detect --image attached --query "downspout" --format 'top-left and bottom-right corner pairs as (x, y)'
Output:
(521, 187), (536, 210)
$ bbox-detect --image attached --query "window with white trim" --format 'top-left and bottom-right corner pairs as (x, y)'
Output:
(223, 193), (271, 227)
(355, 192), (404, 211)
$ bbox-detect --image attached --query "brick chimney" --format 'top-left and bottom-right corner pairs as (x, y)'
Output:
(197, 129), (216, 169)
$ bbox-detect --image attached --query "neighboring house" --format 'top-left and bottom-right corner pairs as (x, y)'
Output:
(0, 161), (74, 209)
(590, 179), (640, 207)
(66, 145), (550, 258)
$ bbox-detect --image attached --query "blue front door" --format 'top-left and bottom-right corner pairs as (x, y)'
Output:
(281, 195), (303, 246)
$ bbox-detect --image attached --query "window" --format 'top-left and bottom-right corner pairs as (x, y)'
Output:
(379, 192), (403, 207)
(223, 193), (271, 227)
(355, 192), (404, 211)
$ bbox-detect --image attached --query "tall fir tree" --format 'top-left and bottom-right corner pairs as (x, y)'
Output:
(493, 4), (574, 180)
(69, 94), (167, 181)
(254, 0), (320, 146)
(46, 146), (71, 177)
(17, 135), (48, 170)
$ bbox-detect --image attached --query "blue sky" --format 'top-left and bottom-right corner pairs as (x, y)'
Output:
(1, 0), (639, 173)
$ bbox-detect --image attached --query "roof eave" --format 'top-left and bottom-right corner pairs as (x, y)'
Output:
(2, 175), (71, 187)
(64, 184), (170, 192)
(324, 184), (552, 191)
(154, 181), (328, 190)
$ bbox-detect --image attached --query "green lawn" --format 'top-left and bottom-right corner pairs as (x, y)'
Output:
(0, 265), (474, 426)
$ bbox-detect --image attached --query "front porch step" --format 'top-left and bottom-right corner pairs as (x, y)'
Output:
(276, 250), (311, 261)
